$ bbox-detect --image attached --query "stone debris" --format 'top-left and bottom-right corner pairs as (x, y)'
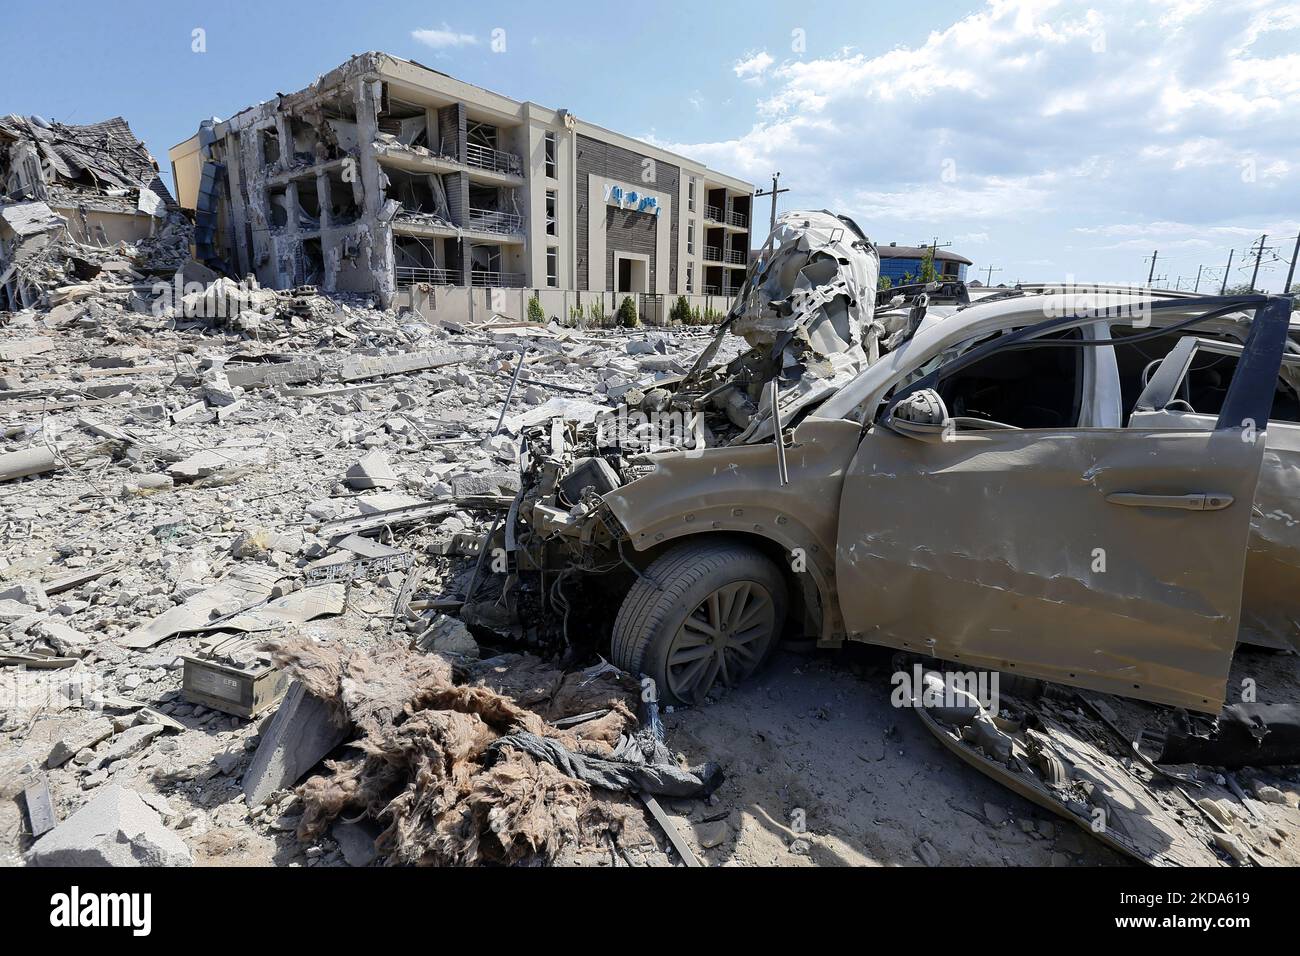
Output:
(26, 785), (192, 867)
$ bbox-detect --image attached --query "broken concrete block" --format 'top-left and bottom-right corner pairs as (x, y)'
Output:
(1255, 784), (1288, 804)
(224, 359), (322, 390)
(168, 447), (268, 481)
(243, 681), (351, 806)
(86, 723), (164, 771)
(0, 336), (54, 361)
(0, 580), (49, 610)
(694, 820), (730, 849)
(345, 449), (397, 489)
(47, 717), (115, 768)
(0, 598), (36, 623)
(1213, 830), (1249, 864)
(32, 618), (94, 655)
(27, 785), (192, 867)
(356, 492), (422, 514)
(332, 818), (382, 867)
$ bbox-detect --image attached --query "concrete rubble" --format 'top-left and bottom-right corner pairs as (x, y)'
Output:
(0, 255), (748, 867)
(1, 115), (191, 311)
(4, 196), (1300, 870)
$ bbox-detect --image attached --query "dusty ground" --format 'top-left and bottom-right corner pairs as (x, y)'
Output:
(4, 281), (1299, 868)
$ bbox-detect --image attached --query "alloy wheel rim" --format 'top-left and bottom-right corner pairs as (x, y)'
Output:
(666, 580), (776, 703)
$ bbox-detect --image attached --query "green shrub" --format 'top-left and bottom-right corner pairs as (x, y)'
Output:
(527, 294), (545, 324)
(669, 295), (691, 325)
(617, 296), (638, 328)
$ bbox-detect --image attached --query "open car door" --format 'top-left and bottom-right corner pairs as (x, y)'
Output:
(834, 296), (1292, 713)
(1131, 333), (1300, 652)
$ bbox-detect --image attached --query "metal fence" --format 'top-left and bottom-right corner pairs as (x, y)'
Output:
(465, 142), (523, 177)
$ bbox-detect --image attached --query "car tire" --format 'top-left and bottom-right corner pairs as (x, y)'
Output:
(611, 539), (788, 707)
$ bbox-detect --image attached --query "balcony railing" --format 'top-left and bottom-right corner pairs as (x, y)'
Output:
(467, 207), (524, 236)
(703, 245), (722, 262)
(465, 142), (523, 177)
(471, 270), (526, 288)
(723, 286), (743, 297)
(704, 204), (724, 223)
(727, 209), (748, 229)
(724, 248), (747, 265)
(395, 266), (458, 288)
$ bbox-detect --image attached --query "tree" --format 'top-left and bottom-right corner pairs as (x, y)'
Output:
(919, 247), (941, 284)
(617, 295), (638, 328)
(527, 295), (545, 323)
(669, 295), (691, 325)
(878, 275), (893, 291)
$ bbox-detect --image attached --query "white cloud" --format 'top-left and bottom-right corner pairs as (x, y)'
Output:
(411, 24), (479, 49)
(733, 51), (774, 84)
(653, 0), (1300, 284)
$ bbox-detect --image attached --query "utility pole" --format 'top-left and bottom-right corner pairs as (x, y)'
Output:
(1220, 248), (1234, 294)
(753, 172), (789, 239)
(1249, 234), (1268, 293)
(1146, 250), (1158, 287)
(982, 264), (1002, 286)
(1284, 233), (1300, 295)
(919, 237), (952, 281)
(1193, 264), (1203, 293)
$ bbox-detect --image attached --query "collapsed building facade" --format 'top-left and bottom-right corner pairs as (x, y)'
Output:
(0, 115), (189, 311)
(169, 52), (754, 313)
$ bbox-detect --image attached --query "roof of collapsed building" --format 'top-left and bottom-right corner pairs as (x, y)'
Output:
(0, 114), (190, 310)
(0, 114), (176, 211)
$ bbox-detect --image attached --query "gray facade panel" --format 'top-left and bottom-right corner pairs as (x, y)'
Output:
(575, 133), (679, 293)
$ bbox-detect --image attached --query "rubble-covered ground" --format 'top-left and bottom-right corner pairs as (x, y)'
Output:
(4, 280), (1300, 867)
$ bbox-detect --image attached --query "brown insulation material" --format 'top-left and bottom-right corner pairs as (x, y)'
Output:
(265, 636), (640, 865)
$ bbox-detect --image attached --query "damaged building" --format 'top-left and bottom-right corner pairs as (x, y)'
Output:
(169, 52), (754, 320)
(0, 115), (190, 311)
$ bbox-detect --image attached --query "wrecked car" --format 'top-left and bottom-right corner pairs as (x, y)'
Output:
(484, 211), (1295, 712)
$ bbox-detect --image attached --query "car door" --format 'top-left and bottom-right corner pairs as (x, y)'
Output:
(834, 297), (1291, 713)
(1130, 334), (1300, 652)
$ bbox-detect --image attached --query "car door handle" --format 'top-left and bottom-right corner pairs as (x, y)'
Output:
(1105, 492), (1234, 511)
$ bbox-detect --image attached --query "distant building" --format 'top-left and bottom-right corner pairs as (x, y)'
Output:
(169, 52), (753, 313)
(878, 242), (971, 284)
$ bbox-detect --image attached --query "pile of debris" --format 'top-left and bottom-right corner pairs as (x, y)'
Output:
(0, 115), (191, 312)
(0, 265), (743, 867)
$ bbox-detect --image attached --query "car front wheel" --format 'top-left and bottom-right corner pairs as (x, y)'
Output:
(611, 540), (788, 706)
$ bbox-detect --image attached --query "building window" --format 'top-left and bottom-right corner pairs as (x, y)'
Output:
(546, 247), (558, 288)
(687, 221), (694, 255)
(686, 262), (694, 293)
(544, 131), (557, 179)
(688, 177), (696, 212)
(545, 189), (557, 237)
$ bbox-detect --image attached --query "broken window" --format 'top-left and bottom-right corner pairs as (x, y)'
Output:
(293, 176), (321, 230)
(936, 328), (1085, 428)
(288, 116), (323, 166)
(544, 131), (557, 179)
(267, 185), (289, 229)
(467, 121), (499, 151)
(1113, 325), (1300, 425)
(545, 189), (557, 237)
(261, 127), (281, 169)
(300, 237), (324, 285)
(326, 167), (360, 225)
(546, 247), (558, 288)
(377, 97), (430, 150)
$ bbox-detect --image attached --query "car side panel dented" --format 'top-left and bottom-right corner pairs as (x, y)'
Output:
(834, 427), (1264, 712)
(603, 418), (865, 643)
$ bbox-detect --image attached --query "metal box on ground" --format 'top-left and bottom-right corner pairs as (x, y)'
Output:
(181, 634), (290, 719)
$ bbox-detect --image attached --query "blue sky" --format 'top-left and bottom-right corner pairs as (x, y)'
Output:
(4, 0), (1297, 289)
